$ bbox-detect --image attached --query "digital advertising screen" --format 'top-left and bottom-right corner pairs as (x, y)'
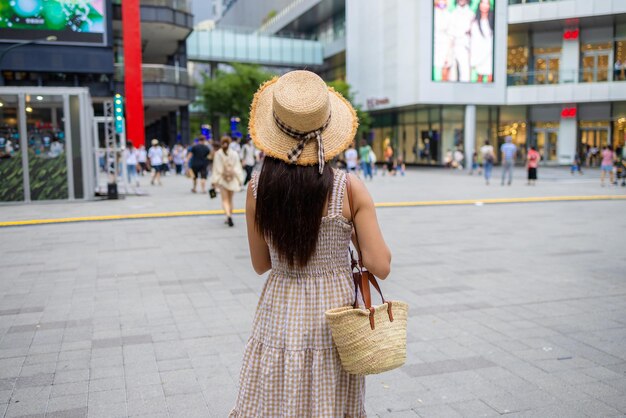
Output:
(432, 0), (495, 83)
(0, 0), (107, 45)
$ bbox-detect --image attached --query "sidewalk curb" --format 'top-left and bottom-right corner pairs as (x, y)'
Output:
(1, 195), (624, 228)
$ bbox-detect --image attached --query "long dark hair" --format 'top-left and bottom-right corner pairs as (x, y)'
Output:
(255, 157), (334, 268)
(475, 0), (494, 37)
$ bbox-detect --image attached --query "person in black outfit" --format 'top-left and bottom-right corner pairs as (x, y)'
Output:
(187, 137), (211, 193)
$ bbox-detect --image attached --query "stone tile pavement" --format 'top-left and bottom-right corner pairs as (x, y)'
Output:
(0, 168), (625, 417)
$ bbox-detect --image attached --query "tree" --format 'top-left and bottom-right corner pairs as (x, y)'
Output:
(326, 79), (372, 139)
(201, 63), (275, 138)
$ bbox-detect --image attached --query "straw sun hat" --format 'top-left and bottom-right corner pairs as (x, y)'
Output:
(249, 70), (358, 173)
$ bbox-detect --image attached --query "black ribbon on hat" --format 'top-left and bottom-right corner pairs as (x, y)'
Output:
(273, 111), (332, 174)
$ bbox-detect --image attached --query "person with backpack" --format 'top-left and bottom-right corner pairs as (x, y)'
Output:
(526, 145), (541, 186)
(211, 136), (244, 227)
(480, 139), (495, 185)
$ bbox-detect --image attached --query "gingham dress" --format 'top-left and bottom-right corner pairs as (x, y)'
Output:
(230, 169), (366, 418)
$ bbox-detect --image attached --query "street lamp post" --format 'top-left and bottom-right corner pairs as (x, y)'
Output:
(0, 36), (57, 86)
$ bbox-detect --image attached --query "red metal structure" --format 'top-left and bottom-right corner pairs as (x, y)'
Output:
(122, 0), (145, 148)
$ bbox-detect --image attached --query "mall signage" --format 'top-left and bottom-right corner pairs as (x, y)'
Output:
(366, 97), (390, 110)
(561, 107), (577, 118)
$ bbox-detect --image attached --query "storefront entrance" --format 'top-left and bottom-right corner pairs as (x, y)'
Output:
(580, 124), (610, 166)
(0, 87), (95, 203)
(533, 127), (558, 162)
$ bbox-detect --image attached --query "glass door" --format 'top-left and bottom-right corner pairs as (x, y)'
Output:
(534, 54), (560, 84)
(534, 128), (558, 162)
(0, 94), (24, 202)
(581, 43), (612, 82)
(580, 127), (609, 166)
(26, 95), (69, 201)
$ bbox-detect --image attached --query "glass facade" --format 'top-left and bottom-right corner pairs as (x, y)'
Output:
(0, 94), (23, 202)
(26, 95), (69, 201)
(187, 29), (324, 67)
(533, 47), (561, 85)
(0, 89), (94, 203)
(580, 42), (612, 83)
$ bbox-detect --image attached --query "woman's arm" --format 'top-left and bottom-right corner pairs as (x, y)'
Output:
(344, 174), (391, 279)
(246, 184), (271, 275)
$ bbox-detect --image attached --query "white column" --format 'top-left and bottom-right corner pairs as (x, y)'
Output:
(464, 105), (476, 170)
(561, 32), (580, 83)
(558, 116), (577, 165)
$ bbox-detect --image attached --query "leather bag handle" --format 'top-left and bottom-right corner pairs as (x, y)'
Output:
(345, 174), (393, 329)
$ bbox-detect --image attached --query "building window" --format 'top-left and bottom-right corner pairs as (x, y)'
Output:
(580, 42), (611, 83)
(533, 47), (561, 84)
(507, 46), (529, 85)
(615, 40), (626, 81)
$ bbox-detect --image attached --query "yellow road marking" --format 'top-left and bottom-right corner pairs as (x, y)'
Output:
(0, 195), (624, 228)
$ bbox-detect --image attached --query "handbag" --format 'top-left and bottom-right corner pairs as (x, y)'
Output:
(325, 175), (408, 375)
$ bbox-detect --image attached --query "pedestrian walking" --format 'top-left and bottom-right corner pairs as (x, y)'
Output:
(444, 148), (453, 168)
(571, 152), (583, 175)
(469, 150), (479, 175)
(480, 140), (495, 185)
(600, 145), (615, 186)
(453, 147), (464, 170)
(358, 139), (373, 180)
(615, 147), (626, 186)
(526, 145), (540, 186)
(148, 139), (163, 186)
(241, 136), (257, 185)
(344, 142), (358, 175)
(231, 70), (391, 417)
(370, 146), (378, 176)
(500, 136), (517, 186)
(172, 144), (186, 175)
(123, 141), (140, 187)
(188, 136), (211, 193)
(384, 141), (395, 175)
(161, 144), (170, 176)
(229, 136), (242, 156)
(137, 145), (148, 175)
(395, 155), (406, 176)
(211, 136), (243, 227)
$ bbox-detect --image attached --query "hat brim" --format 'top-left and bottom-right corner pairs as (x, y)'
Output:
(249, 77), (358, 166)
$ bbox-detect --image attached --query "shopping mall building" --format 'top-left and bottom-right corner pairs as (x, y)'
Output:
(218, 0), (626, 166)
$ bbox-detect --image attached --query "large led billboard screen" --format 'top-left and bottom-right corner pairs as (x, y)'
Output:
(0, 0), (107, 45)
(432, 0), (494, 83)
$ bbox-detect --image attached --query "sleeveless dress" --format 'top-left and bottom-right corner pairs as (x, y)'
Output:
(229, 169), (366, 418)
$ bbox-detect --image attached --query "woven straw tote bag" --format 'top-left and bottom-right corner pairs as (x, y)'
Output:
(325, 176), (408, 375)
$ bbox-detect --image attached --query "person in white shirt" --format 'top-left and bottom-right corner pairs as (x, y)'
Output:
(470, 0), (495, 83)
(344, 143), (358, 175)
(161, 145), (170, 175)
(229, 137), (242, 157)
(137, 145), (148, 175)
(241, 137), (257, 185)
(449, 0), (474, 82)
(148, 139), (163, 186)
(124, 142), (140, 186)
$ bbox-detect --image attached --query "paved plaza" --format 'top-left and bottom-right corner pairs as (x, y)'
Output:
(0, 167), (625, 418)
